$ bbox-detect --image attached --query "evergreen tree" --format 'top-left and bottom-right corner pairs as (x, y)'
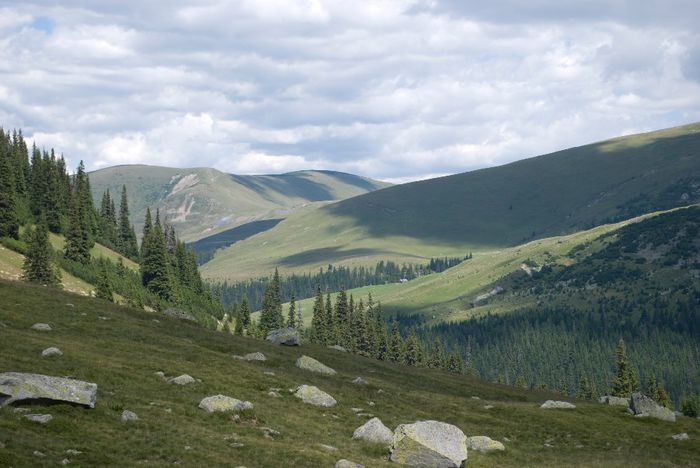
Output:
(140, 209), (173, 301)
(259, 269), (283, 334)
(22, 214), (60, 286)
(311, 286), (327, 344)
(427, 341), (446, 369)
(95, 264), (114, 302)
(388, 321), (404, 363)
(287, 294), (297, 328)
(646, 375), (672, 409)
(296, 301), (303, 331)
(578, 374), (594, 400)
(0, 150), (20, 239)
(233, 306), (244, 335)
(404, 328), (424, 366)
(239, 297), (251, 328)
(515, 376), (528, 389)
(611, 338), (637, 398)
(64, 161), (94, 264)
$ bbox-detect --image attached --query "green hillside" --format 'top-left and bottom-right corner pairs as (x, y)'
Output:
(90, 166), (390, 242)
(1, 279), (698, 467)
(203, 122), (700, 282)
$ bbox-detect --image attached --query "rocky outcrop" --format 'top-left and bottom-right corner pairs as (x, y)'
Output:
(0, 372), (97, 408)
(467, 436), (505, 453)
(294, 385), (337, 407)
(540, 400), (576, 409)
(390, 420), (468, 467)
(599, 395), (630, 406)
(295, 355), (337, 375)
(198, 395), (253, 413)
(353, 417), (393, 445)
(266, 328), (301, 346)
(629, 393), (675, 422)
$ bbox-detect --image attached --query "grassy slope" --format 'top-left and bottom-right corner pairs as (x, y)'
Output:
(90, 166), (390, 242)
(204, 122), (700, 282)
(1, 280), (698, 467)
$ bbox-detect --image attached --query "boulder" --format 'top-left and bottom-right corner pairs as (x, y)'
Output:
(467, 436), (505, 453)
(198, 395), (253, 413)
(121, 410), (139, 422)
(353, 417), (393, 445)
(24, 413), (53, 424)
(294, 385), (337, 407)
(630, 393), (675, 422)
(234, 352), (266, 362)
(390, 420), (468, 467)
(352, 377), (368, 386)
(41, 347), (63, 357)
(31, 323), (51, 331)
(295, 355), (337, 376)
(598, 395), (630, 406)
(169, 374), (196, 385)
(0, 372), (97, 408)
(336, 460), (364, 468)
(266, 327), (301, 346)
(672, 433), (689, 440)
(163, 308), (196, 322)
(540, 400), (576, 409)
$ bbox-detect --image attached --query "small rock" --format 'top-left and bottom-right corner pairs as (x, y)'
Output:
(335, 460), (364, 468)
(351, 407), (364, 413)
(234, 352), (266, 362)
(268, 391), (281, 398)
(152, 319), (160, 323)
(483, 405), (494, 410)
(368, 401), (375, 407)
(61, 459), (71, 465)
(24, 414), (53, 424)
(184, 445), (192, 450)
(318, 443), (338, 452)
(121, 410), (139, 422)
(199, 395), (253, 413)
(66, 303), (74, 307)
(33, 450), (46, 457)
(263, 371), (276, 376)
(328, 345), (347, 352)
(296, 355), (337, 375)
(353, 417), (393, 445)
(41, 347), (63, 357)
(467, 436), (505, 453)
(352, 377), (367, 386)
(260, 427), (280, 438)
(357, 413), (375, 418)
(169, 374), (196, 385)
(65, 450), (82, 456)
(163, 308), (196, 322)
(266, 327), (301, 346)
(540, 400), (576, 409)
(471, 396), (480, 400)
(154, 371), (166, 380)
(672, 433), (689, 440)
(31, 323), (51, 331)
(230, 443), (245, 448)
(294, 385), (337, 407)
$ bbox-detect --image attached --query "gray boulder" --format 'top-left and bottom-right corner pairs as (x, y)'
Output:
(353, 417), (393, 445)
(294, 385), (337, 407)
(599, 395), (630, 406)
(169, 374), (196, 385)
(540, 400), (576, 409)
(198, 395), (253, 413)
(121, 410), (139, 422)
(41, 347), (63, 357)
(266, 327), (301, 346)
(352, 377), (368, 386)
(0, 372), (97, 408)
(31, 323), (51, 331)
(390, 420), (468, 467)
(336, 460), (364, 468)
(25, 413), (53, 424)
(296, 355), (337, 375)
(467, 436), (505, 453)
(234, 352), (267, 362)
(630, 393), (675, 422)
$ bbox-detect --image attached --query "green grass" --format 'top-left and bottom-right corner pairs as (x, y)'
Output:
(203, 122), (700, 282)
(0, 279), (698, 467)
(90, 166), (390, 243)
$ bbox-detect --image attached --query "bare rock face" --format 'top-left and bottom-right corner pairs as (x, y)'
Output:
(353, 417), (393, 445)
(266, 328), (301, 346)
(390, 420), (468, 467)
(198, 395), (253, 413)
(293, 385), (337, 407)
(295, 355), (337, 376)
(630, 393), (676, 422)
(0, 372), (97, 408)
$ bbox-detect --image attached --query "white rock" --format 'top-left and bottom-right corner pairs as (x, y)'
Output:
(353, 417), (393, 445)
(41, 347), (63, 357)
(540, 400), (576, 409)
(295, 355), (337, 375)
(294, 385), (337, 407)
(467, 436), (505, 453)
(390, 420), (468, 467)
(198, 395), (253, 413)
(672, 433), (689, 440)
(25, 414), (53, 424)
(169, 374), (196, 385)
(31, 323), (51, 331)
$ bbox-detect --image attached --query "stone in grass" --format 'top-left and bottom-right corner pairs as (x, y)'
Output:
(336, 460), (364, 468)
(31, 323), (51, 331)
(328, 345), (347, 352)
(390, 420), (468, 468)
(318, 443), (338, 451)
(295, 355), (337, 375)
(467, 436), (505, 453)
(199, 395), (253, 413)
(0, 372), (97, 408)
(121, 410), (139, 422)
(672, 433), (689, 440)
(294, 385), (337, 407)
(353, 417), (393, 445)
(41, 347), (63, 357)
(169, 374), (196, 385)
(540, 400), (576, 409)
(352, 377), (368, 386)
(233, 352), (266, 362)
(25, 414), (53, 424)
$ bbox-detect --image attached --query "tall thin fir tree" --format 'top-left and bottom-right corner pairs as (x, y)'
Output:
(311, 286), (327, 344)
(95, 264), (114, 302)
(239, 297), (251, 329)
(611, 338), (637, 398)
(22, 213), (61, 286)
(287, 294), (297, 328)
(140, 209), (173, 301)
(0, 149), (20, 239)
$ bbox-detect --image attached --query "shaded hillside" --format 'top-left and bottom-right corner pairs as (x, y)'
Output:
(203, 122), (700, 281)
(90, 166), (390, 242)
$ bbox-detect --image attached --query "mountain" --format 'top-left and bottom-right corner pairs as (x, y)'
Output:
(202, 122), (700, 282)
(89, 166), (390, 242)
(1, 279), (699, 466)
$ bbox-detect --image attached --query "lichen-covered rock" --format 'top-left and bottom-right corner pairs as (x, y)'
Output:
(352, 377), (367, 386)
(540, 400), (576, 409)
(598, 395), (630, 406)
(234, 352), (267, 362)
(295, 355), (337, 375)
(198, 395), (253, 413)
(121, 410), (139, 422)
(266, 327), (301, 346)
(41, 347), (63, 357)
(0, 372), (97, 408)
(353, 417), (393, 445)
(467, 436), (505, 453)
(336, 460), (364, 468)
(294, 385), (337, 407)
(390, 420), (468, 467)
(31, 323), (51, 331)
(169, 374), (196, 385)
(25, 413), (53, 424)
(630, 393), (675, 422)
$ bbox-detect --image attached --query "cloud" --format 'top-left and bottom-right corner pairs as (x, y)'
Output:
(0, 0), (699, 180)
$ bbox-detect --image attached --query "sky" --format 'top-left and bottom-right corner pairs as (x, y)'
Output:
(0, 1), (699, 183)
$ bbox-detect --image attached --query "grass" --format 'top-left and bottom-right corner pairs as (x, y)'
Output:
(203, 122), (700, 282)
(0, 279), (698, 467)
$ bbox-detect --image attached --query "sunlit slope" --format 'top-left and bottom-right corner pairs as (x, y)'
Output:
(203, 122), (700, 281)
(90, 166), (389, 242)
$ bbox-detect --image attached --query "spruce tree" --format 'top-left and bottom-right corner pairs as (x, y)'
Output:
(95, 264), (114, 302)
(233, 307), (244, 335)
(22, 214), (60, 286)
(611, 338), (637, 398)
(515, 375), (528, 389)
(296, 301), (303, 331)
(140, 209), (173, 301)
(388, 321), (404, 363)
(0, 151), (20, 239)
(404, 329), (423, 366)
(447, 351), (464, 374)
(239, 297), (251, 328)
(64, 162), (94, 263)
(311, 286), (327, 344)
(287, 294), (297, 328)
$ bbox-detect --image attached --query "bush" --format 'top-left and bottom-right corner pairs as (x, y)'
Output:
(681, 394), (700, 417)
